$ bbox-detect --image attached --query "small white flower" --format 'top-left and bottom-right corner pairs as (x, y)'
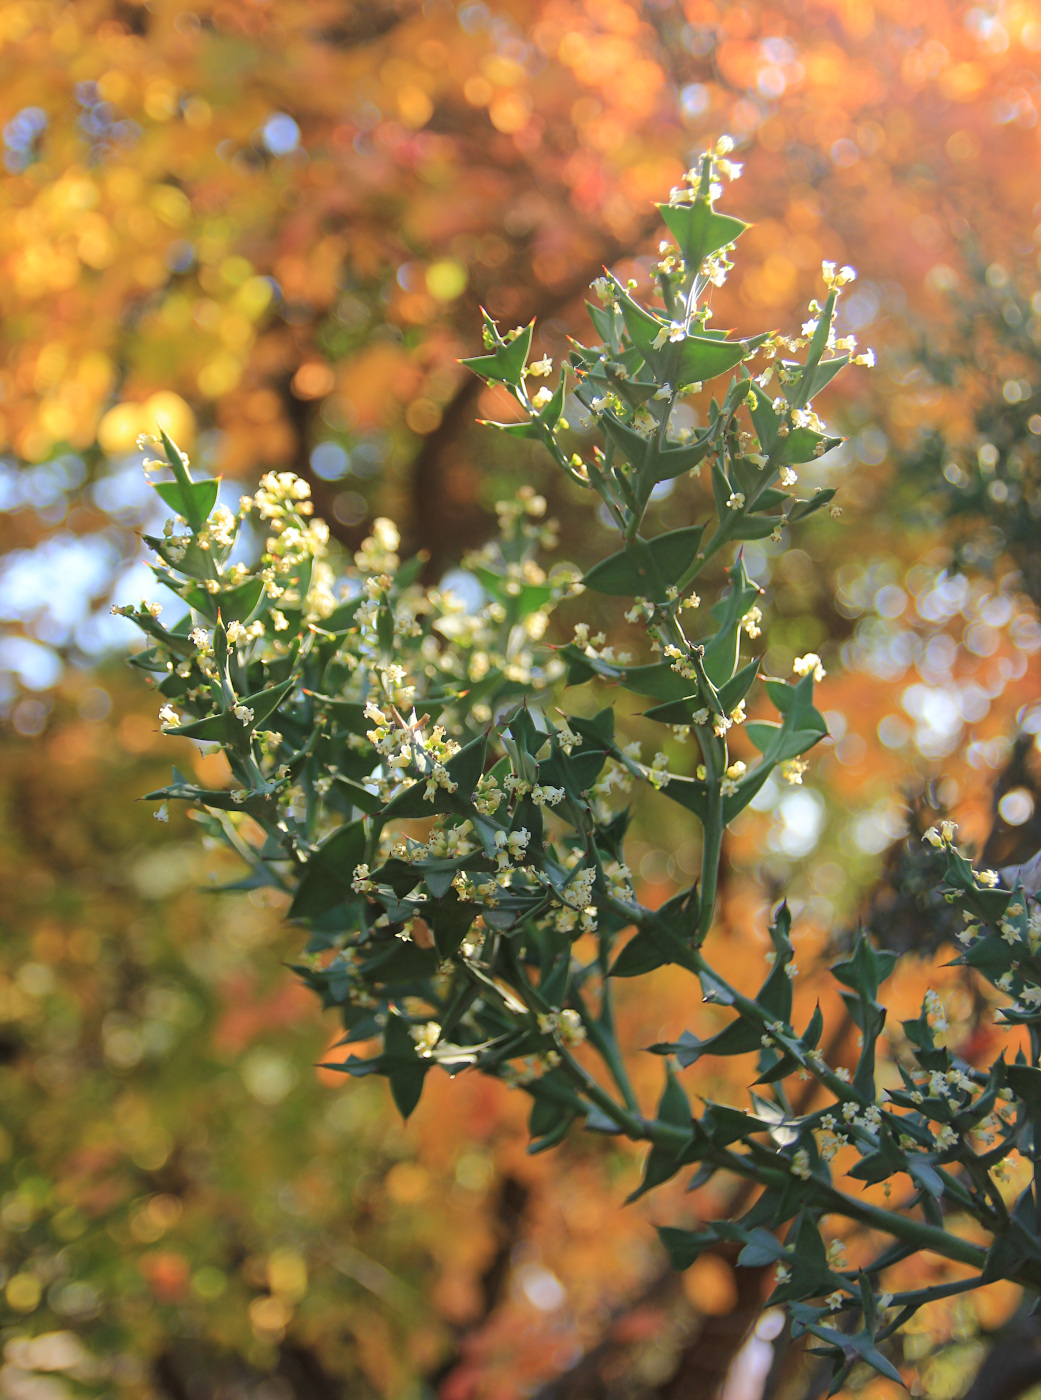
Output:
(532, 784), (565, 807)
(410, 1022), (442, 1057)
(793, 653), (826, 683)
(791, 1148), (811, 1179)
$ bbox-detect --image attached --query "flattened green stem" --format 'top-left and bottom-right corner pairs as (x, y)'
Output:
(557, 1047), (689, 1149)
(827, 1191), (987, 1271)
(583, 935), (640, 1113)
(573, 984), (639, 1114)
(709, 1141), (989, 1272)
(698, 786), (724, 938)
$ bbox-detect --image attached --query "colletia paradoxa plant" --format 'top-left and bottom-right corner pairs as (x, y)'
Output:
(123, 145), (1041, 1392)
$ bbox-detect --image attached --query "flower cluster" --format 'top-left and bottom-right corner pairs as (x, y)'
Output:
(122, 156), (1032, 1390)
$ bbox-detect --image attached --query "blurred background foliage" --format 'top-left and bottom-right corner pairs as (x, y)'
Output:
(2, 0), (1041, 1396)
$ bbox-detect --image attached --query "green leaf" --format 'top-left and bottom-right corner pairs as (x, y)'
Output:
(599, 412), (711, 494)
(581, 526), (705, 603)
(461, 319), (534, 386)
(730, 515), (780, 541)
(737, 1228), (787, 1268)
(153, 477), (220, 527)
(495, 317), (537, 383)
(556, 647), (696, 704)
(479, 417), (539, 440)
(710, 458), (733, 520)
(626, 1075), (693, 1202)
(657, 1064), (692, 1130)
(657, 775), (708, 821)
(908, 1160), (944, 1198)
(609, 926), (672, 977)
(831, 932), (897, 1005)
(581, 544), (652, 599)
(144, 533), (215, 581)
(717, 659), (760, 715)
(290, 820), (366, 920)
(675, 335), (749, 387)
(788, 488), (838, 522)
(657, 1226), (715, 1271)
(426, 889), (477, 958)
(610, 887), (701, 976)
(586, 300), (620, 347)
(613, 282), (666, 357)
(660, 1017), (762, 1064)
(535, 367), (568, 429)
(385, 1014), (429, 1118)
(332, 1012), (431, 1119)
(789, 290), (836, 410)
(703, 1102), (765, 1146)
(657, 199), (750, 268)
(802, 1003), (824, 1051)
(217, 577), (266, 624)
(803, 354), (849, 401)
(1006, 1063), (1041, 1110)
(382, 733), (488, 819)
(749, 387), (781, 453)
(654, 437), (714, 482)
(701, 555), (762, 687)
